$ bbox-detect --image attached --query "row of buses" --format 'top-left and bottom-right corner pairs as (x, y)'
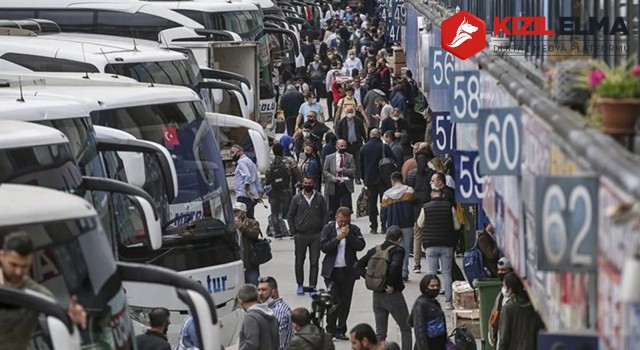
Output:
(0, 0), (331, 349)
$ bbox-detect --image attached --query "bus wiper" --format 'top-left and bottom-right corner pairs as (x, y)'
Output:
(162, 213), (194, 231)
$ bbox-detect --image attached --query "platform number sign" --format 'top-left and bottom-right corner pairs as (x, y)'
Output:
(450, 71), (480, 123)
(455, 151), (484, 203)
(391, 0), (406, 26)
(534, 177), (598, 272)
(388, 25), (402, 43)
(478, 107), (522, 175)
(429, 47), (455, 89)
(432, 112), (456, 154)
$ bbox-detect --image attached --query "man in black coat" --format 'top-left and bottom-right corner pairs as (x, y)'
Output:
(359, 129), (396, 234)
(320, 206), (366, 340)
(135, 308), (171, 350)
(335, 107), (367, 184)
(280, 85), (306, 136)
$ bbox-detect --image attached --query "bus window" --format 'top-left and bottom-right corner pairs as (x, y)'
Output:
(95, 11), (180, 41)
(38, 10), (94, 33)
(0, 53), (100, 73)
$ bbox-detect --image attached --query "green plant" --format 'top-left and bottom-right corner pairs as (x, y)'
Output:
(579, 58), (640, 99)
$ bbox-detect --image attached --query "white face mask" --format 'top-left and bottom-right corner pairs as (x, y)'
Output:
(391, 116), (399, 121)
(303, 131), (311, 138)
(346, 113), (355, 118)
(349, 55), (356, 59)
(501, 287), (510, 298)
(430, 183), (439, 190)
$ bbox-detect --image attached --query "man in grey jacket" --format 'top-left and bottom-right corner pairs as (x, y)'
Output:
(237, 284), (280, 350)
(287, 176), (329, 295)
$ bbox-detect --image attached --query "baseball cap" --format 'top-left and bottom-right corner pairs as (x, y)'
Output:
(498, 257), (512, 269)
(233, 202), (247, 212)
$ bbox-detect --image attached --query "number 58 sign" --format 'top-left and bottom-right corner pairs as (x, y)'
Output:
(534, 177), (598, 272)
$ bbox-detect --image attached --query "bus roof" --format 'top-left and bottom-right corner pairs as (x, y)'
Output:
(146, 0), (259, 12)
(0, 183), (97, 226)
(0, 120), (69, 149)
(0, 73), (203, 111)
(0, 0), (204, 28)
(0, 92), (91, 122)
(0, 34), (190, 68)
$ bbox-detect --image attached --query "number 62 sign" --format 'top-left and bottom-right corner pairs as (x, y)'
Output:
(534, 177), (598, 272)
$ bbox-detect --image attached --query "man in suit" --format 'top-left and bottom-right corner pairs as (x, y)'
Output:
(334, 108), (366, 185)
(359, 129), (396, 234)
(320, 207), (366, 340)
(323, 139), (357, 217)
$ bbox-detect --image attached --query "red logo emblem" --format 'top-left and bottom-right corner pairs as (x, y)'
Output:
(441, 10), (486, 60)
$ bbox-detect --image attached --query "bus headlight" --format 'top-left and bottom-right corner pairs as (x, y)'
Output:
(129, 306), (152, 326)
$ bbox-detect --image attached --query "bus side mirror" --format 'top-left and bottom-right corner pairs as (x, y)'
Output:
(117, 262), (220, 350)
(94, 126), (178, 204)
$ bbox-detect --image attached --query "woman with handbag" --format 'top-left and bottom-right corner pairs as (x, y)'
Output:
(408, 274), (447, 350)
(234, 202), (269, 285)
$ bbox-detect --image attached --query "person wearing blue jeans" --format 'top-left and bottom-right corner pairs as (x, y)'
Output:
(380, 171), (418, 280)
(416, 189), (461, 310)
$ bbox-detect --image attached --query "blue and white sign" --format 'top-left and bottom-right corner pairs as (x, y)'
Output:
(391, 0), (406, 26)
(432, 111), (456, 155)
(478, 107), (522, 175)
(388, 25), (403, 45)
(455, 151), (484, 203)
(534, 176), (599, 272)
(537, 332), (598, 350)
(428, 47), (455, 90)
(450, 71), (480, 123)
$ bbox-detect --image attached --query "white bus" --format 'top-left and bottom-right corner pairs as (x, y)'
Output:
(0, 0), (279, 130)
(0, 183), (220, 350)
(0, 73), (246, 346)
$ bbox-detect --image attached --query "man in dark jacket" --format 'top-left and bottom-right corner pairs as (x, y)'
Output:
(416, 189), (461, 310)
(379, 108), (408, 138)
(430, 172), (456, 207)
(288, 307), (335, 350)
(280, 85), (306, 136)
(359, 129), (396, 234)
(383, 131), (404, 169)
(237, 284), (280, 350)
(477, 223), (500, 277)
(320, 207), (366, 340)
(335, 107), (367, 184)
(354, 226), (412, 350)
(135, 308), (171, 350)
(288, 176), (328, 294)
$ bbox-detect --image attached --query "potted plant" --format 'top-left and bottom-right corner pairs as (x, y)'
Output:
(585, 59), (640, 135)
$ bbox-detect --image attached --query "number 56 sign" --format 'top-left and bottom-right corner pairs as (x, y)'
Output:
(534, 177), (599, 272)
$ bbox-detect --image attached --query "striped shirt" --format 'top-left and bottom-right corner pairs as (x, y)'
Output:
(268, 298), (293, 350)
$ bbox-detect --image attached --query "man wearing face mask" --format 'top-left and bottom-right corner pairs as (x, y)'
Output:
(379, 108), (407, 139)
(301, 36), (317, 66)
(488, 257), (513, 347)
(280, 84), (306, 136)
(323, 139), (357, 217)
(335, 106), (366, 184)
(287, 176), (328, 294)
(429, 172), (455, 207)
(297, 93), (326, 125)
(232, 144), (263, 220)
(335, 87), (359, 123)
(294, 114), (329, 156)
(343, 49), (363, 77)
(135, 308), (171, 350)
(376, 59), (391, 96)
(258, 276), (293, 350)
(308, 55), (327, 99)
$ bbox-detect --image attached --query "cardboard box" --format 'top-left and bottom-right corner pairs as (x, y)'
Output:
(452, 309), (481, 339)
(453, 281), (478, 310)
(391, 46), (406, 63)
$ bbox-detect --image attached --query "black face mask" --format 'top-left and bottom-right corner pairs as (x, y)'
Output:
(498, 272), (507, 282)
(338, 148), (346, 154)
(305, 152), (313, 158)
(426, 288), (440, 298)
(232, 154), (240, 162)
(303, 185), (314, 193)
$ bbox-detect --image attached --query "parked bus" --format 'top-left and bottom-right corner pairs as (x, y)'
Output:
(0, 183), (220, 349)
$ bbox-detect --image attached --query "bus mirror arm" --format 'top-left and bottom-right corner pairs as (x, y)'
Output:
(96, 138), (177, 203)
(200, 68), (251, 89)
(79, 177), (159, 221)
(197, 81), (248, 104)
(117, 262), (220, 350)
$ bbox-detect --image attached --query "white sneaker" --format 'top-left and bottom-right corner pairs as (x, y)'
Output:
(412, 265), (421, 273)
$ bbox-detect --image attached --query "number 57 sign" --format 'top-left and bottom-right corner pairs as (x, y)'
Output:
(534, 177), (599, 272)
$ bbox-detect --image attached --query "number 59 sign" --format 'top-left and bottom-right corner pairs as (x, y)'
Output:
(534, 177), (598, 272)
(455, 151), (484, 203)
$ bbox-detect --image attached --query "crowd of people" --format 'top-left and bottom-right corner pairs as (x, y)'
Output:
(0, 1), (545, 350)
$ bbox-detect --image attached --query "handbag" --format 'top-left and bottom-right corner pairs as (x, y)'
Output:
(356, 187), (369, 218)
(425, 314), (447, 338)
(251, 232), (273, 265)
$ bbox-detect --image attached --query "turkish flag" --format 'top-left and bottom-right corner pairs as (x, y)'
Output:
(162, 126), (180, 146)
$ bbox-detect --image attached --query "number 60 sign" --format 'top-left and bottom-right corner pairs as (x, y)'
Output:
(534, 176), (599, 272)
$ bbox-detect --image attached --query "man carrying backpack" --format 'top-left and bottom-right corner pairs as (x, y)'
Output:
(354, 226), (412, 350)
(266, 144), (297, 238)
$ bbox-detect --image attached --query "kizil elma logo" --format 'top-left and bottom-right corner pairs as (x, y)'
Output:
(441, 10), (486, 60)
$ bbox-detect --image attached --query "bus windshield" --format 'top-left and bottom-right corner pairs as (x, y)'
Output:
(0, 216), (135, 349)
(104, 59), (199, 90)
(90, 101), (235, 243)
(0, 142), (82, 191)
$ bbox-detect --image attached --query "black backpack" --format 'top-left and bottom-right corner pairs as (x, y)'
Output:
(378, 143), (398, 188)
(268, 157), (291, 190)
